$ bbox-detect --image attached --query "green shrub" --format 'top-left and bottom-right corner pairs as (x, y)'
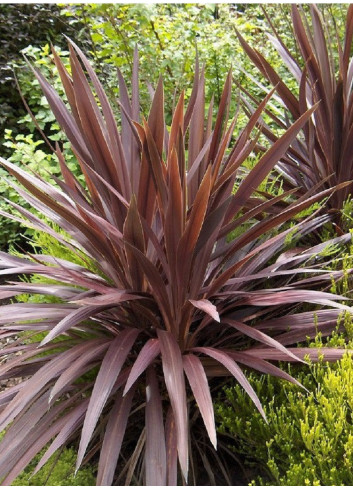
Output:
(62, 4), (347, 108)
(216, 333), (353, 486)
(12, 447), (95, 486)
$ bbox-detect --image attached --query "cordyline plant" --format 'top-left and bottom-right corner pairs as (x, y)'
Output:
(237, 4), (353, 223)
(0, 41), (352, 485)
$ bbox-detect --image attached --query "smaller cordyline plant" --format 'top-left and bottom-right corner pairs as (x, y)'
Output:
(237, 4), (353, 225)
(0, 41), (352, 485)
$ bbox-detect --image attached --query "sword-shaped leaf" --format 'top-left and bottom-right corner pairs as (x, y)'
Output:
(145, 366), (167, 486)
(183, 354), (217, 448)
(192, 347), (266, 421)
(76, 329), (139, 470)
(189, 299), (220, 323)
(96, 388), (135, 486)
(123, 338), (161, 395)
(157, 330), (188, 481)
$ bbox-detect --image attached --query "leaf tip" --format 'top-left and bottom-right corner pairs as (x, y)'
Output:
(38, 337), (48, 348)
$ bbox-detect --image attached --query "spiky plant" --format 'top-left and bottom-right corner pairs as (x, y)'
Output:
(0, 41), (352, 485)
(237, 4), (353, 225)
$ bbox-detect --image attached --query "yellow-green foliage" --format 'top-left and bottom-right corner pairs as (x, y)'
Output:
(12, 447), (96, 486)
(216, 336), (353, 486)
(13, 227), (101, 346)
(341, 195), (353, 232)
(14, 225), (101, 306)
(29, 225), (97, 271)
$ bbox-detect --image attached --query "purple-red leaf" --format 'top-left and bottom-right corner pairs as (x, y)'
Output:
(183, 354), (217, 448)
(123, 338), (160, 395)
(165, 407), (178, 486)
(77, 329), (139, 470)
(192, 347), (266, 421)
(40, 305), (106, 346)
(189, 299), (220, 323)
(97, 388), (135, 486)
(145, 366), (167, 486)
(157, 330), (188, 481)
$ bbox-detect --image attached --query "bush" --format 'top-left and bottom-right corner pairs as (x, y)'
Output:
(237, 4), (353, 225)
(217, 333), (353, 486)
(1, 40), (352, 486)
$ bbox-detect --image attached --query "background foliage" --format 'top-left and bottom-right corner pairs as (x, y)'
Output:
(0, 4), (86, 150)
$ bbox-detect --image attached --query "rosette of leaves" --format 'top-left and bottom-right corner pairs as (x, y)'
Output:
(237, 5), (353, 224)
(0, 41), (352, 485)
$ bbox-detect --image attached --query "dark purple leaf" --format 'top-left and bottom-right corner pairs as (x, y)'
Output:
(183, 354), (217, 448)
(145, 366), (167, 486)
(157, 330), (188, 481)
(77, 329), (139, 470)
